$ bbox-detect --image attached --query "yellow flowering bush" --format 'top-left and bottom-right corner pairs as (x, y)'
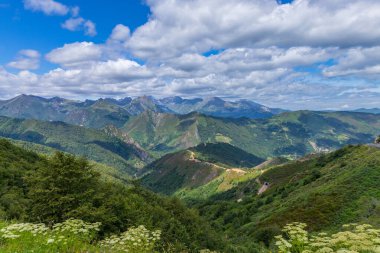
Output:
(275, 222), (380, 253)
(100, 225), (161, 253)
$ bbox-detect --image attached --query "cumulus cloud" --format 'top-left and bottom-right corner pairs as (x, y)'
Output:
(83, 20), (97, 36)
(23, 0), (69, 16)
(126, 0), (380, 59)
(61, 18), (84, 31)
(45, 42), (102, 67)
(6, 0), (380, 109)
(61, 18), (97, 36)
(109, 24), (131, 43)
(323, 47), (380, 77)
(24, 0), (96, 36)
(0, 59), (154, 99)
(7, 49), (41, 70)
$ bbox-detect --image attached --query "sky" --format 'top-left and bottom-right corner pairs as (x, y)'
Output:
(1, 0), (380, 110)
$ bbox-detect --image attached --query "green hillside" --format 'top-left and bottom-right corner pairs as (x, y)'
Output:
(123, 111), (202, 157)
(190, 142), (265, 168)
(141, 143), (264, 197)
(0, 116), (147, 174)
(124, 110), (380, 158)
(0, 139), (225, 252)
(194, 145), (380, 249)
(6, 138), (130, 184)
(0, 95), (131, 129)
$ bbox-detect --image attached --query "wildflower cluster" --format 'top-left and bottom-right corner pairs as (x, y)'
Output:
(275, 222), (309, 252)
(51, 218), (101, 244)
(100, 225), (161, 253)
(0, 219), (101, 252)
(0, 222), (48, 239)
(275, 222), (380, 253)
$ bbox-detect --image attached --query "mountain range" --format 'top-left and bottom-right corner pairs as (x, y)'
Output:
(0, 94), (380, 251)
(0, 95), (285, 129)
(353, 108), (380, 114)
(1, 94), (380, 176)
(124, 110), (380, 158)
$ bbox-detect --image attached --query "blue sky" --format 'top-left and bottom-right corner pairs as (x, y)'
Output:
(0, 0), (150, 71)
(0, 0), (380, 110)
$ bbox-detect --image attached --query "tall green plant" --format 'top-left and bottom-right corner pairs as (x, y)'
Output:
(275, 222), (380, 253)
(27, 152), (100, 223)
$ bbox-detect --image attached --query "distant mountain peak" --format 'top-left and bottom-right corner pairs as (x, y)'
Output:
(0, 94), (288, 124)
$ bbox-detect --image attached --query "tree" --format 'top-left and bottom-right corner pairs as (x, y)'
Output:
(27, 152), (100, 223)
(375, 135), (380, 144)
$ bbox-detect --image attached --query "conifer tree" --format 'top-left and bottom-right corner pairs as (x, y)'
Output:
(27, 152), (100, 223)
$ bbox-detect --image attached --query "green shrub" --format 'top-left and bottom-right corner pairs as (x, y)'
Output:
(100, 225), (161, 253)
(275, 222), (380, 253)
(0, 219), (100, 253)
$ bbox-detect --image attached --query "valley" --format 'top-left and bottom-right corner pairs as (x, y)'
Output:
(0, 95), (379, 252)
(3, 2), (380, 252)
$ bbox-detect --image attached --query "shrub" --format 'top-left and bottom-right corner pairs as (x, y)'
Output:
(0, 219), (100, 252)
(275, 222), (380, 253)
(0, 219), (165, 253)
(99, 225), (161, 253)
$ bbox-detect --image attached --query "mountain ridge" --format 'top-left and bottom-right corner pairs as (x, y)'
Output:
(123, 110), (380, 158)
(141, 142), (265, 196)
(0, 95), (286, 129)
(0, 116), (149, 174)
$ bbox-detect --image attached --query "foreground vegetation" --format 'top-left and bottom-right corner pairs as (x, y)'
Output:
(1, 138), (380, 252)
(0, 139), (224, 252)
(193, 145), (380, 250)
(0, 219), (162, 253)
(1, 219), (379, 252)
(275, 222), (380, 253)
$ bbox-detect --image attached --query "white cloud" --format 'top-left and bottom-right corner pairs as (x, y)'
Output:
(127, 0), (380, 59)
(109, 24), (130, 42)
(45, 42), (102, 67)
(0, 58), (154, 99)
(71, 6), (80, 17)
(23, 0), (69, 16)
(84, 20), (97, 36)
(62, 18), (97, 37)
(323, 47), (380, 77)
(24, 0), (96, 36)
(160, 47), (332, 81)
(7, 49), (40, 70)
(42, 59), (154, 84)
(6, 0), (380, 109)
(61, 18), (84, 31)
